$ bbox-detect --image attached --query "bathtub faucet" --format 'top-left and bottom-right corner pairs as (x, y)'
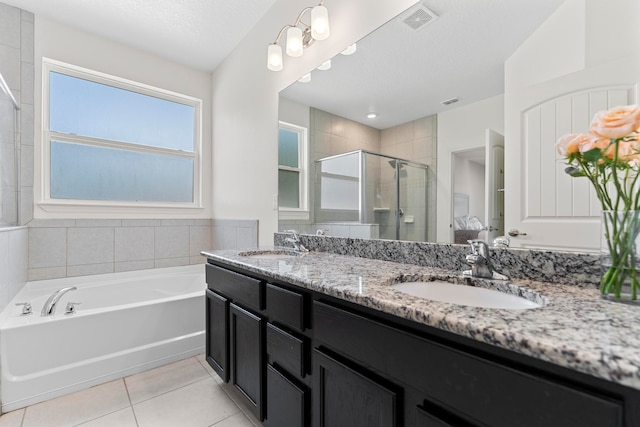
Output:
(41, 286), (77, 316)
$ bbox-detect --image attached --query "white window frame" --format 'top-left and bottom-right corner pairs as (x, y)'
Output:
(40, 58), (203, 213)
(278, 121), (309, 220)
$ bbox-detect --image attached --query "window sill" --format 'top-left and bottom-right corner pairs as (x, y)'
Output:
(278, 210), (310, 221)
(38, 200), (204, 216)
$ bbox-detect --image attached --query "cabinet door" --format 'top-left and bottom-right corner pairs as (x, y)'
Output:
(230, 303), (264, 421)
(264, 364), (307, 427)
(313, 349), (399, 427)
(205, 290), (229, 382)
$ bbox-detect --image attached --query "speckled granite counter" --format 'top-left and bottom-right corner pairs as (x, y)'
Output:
(202, 247), (640, 391)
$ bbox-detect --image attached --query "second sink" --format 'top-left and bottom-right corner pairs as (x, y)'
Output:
(392, 280), (542, 310)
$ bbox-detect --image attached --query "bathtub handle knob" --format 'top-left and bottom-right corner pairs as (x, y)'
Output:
(15, 302), (32, 315)
(65, 302), (81, 315)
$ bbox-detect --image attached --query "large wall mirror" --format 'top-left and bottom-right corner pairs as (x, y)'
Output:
(277, 0), (595, 247)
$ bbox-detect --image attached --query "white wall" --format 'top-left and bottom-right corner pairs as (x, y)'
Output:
(453, 158), (485, 224)
(211, 0), (418, 245)
(436, 94), (503, 242)
(278, 97), (309, 130)
(33, 17), (213, 219)
(506, 0), (640, 92)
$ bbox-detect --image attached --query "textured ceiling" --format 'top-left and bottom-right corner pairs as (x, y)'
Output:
(2, 0), (277, 71)
(280, 0), (566, 129)
(4, 0), (565, 128)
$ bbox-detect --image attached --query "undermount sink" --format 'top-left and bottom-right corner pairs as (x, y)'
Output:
(238, 249), (306, 260)
(392, 280), (542, 310)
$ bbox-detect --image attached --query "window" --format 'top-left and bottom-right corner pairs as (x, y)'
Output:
(42, 59), (202, 210)
(278, 121), (308, 218)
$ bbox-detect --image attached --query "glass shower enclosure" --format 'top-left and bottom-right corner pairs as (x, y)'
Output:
(0, 71), (20, 226)
(315, 150), (429, 241)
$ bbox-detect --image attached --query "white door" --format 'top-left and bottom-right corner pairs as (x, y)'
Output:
(484, 129), (504, 243)
(505, 58), (640, 251)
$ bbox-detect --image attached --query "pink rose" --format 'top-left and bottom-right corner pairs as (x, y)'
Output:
(556, 133), (597, 156)
(605, 140), (640, 161)
(589, 105), (640, 140)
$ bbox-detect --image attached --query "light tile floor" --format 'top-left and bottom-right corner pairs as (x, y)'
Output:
(0, 354), (264, 427)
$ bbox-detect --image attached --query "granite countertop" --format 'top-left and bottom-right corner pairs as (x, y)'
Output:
(202, 247), (640, 391)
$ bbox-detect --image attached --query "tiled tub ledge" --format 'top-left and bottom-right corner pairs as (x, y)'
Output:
(273, 233), (601, 286)
(202, 247), (640, 391)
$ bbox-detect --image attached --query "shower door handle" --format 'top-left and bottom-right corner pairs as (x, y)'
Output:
(398, 208), (404, 217)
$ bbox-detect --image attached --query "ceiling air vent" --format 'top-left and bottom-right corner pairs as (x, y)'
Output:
(399, 3), (439, 31)
(441, 97), (459, 106)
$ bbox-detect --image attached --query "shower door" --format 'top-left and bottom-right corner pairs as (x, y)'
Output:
(397, 162), (428, 241)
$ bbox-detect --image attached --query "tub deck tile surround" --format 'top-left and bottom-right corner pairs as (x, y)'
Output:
(26, 219), (213, 281)
(0, 355), (262, 427)
(203, 243), (640, 391)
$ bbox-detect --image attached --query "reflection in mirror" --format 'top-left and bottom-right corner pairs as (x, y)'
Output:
(315, 150), (429, 241)
(278, 0), (564, 243)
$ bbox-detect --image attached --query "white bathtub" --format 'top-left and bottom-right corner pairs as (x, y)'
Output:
(0, 264), (206, 412)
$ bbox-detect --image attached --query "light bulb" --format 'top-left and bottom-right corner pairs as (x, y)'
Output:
(286, 26), (304, 57)
(267, 44), (283, 71)
(311, 5), (330, 40)
(367, 112), (377, 119)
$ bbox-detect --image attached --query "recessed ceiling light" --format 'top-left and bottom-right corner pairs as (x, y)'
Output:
(441, 97), (459, 105)
(367, 112), (377, 119)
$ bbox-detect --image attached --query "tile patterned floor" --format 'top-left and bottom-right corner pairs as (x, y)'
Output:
(0, 354), (263, 427)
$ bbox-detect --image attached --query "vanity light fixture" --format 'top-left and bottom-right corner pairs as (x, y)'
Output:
(266, 0), (330, 72)
(340, 43), (357, 56)
(317, 59), (331, 71)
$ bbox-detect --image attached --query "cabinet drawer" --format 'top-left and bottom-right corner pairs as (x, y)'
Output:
(266, 283), (305, 330)
(206, 264), (264, 310)
(266, 323), (305, 378)
(415, 406), (451, 427)
(264, 364), (308, 427)
(313, 301), (623, 427)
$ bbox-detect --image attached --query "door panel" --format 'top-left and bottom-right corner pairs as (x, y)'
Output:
(313, 349), (399, 427)
(505, 57), (640, 251)
(230, 303), (264, 420)
(205, 290), (229, 382)
(485, 129), (504, 243)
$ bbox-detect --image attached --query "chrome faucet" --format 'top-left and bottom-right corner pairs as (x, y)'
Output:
(284, 230), (309, 253)
(463, 239), (509, 280)
(41, 286), (77, 316)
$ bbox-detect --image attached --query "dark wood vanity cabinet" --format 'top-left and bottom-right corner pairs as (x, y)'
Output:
(313, 348), (400, 427)
(206, 260), (639, 427)
(205, 264), (266, 420)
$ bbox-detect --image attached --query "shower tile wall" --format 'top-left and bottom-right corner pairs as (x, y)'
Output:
(310, 108), (381, 161)
(0, 2), (34, 226)
(280, 108), (438, 242)
(28, 219), (213, 281)
(0, 3), (32, 310)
